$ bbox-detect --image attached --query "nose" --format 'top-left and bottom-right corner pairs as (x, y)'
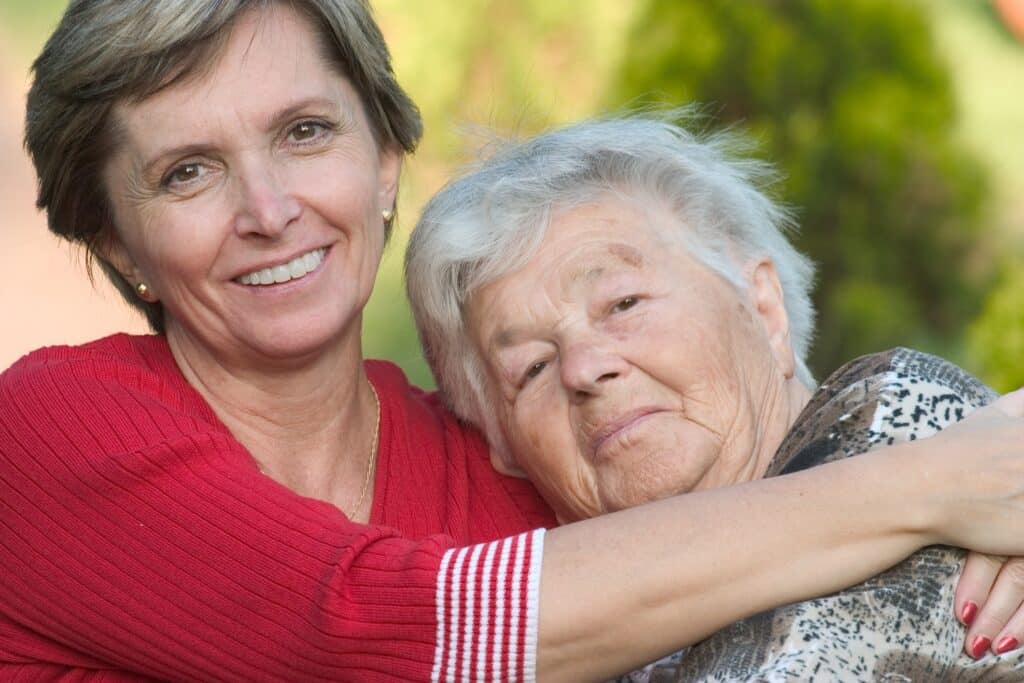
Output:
(559, 340), (627, 402)
(233, 160), (302, 238)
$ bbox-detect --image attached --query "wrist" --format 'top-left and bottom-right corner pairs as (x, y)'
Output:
(844, 440), (941, 547)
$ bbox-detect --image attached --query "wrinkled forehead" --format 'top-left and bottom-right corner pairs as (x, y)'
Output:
(556, 241), (648, 293)
(467, 191), (674, 298)
(468, 201), (684, 352)
(485, 241), (650, 346)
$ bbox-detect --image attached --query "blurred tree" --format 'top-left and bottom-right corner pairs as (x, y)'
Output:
(608, 0), (991, 378)
(968, 261), (1024, 392)
(367, 0), (637, 388)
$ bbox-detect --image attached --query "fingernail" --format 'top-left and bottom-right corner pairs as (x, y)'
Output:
(972, 635), (992, 659)
(996, 636), (1019, 654)
(962, 601), (978, 626)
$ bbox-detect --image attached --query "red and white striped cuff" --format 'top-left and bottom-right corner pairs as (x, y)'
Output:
(431, 529), (545, 682)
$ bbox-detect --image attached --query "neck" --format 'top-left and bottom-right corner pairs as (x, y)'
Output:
(750, 377), (813, 479)
(705, 374), (813, 489)
(165, 320), (380, 522)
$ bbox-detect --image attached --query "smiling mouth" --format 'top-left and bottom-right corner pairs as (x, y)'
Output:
(235, 247), (327, 286)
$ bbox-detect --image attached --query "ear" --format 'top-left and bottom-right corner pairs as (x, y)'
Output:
(377, 143), (403, 212)
(748, 258), (796, 379)
(96, 230), (158, 302)
(96, 230), (137, 282)
(489, 442), (528, 479)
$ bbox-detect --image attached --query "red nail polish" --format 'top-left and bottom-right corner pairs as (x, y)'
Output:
(962, 601), (978, 626)
(972, 635), (992, 659)
(996, 636), (1019, 654)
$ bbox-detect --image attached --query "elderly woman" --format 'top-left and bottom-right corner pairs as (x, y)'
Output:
(4, 2), (1024, 681)
(406, 115), (1024, 679)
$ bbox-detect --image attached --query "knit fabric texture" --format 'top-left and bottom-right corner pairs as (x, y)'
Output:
(0, 334), (555, 682)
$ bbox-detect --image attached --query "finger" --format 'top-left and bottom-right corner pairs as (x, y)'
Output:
(956, 552), (1004, 628)
(990, 387), (1024, 418)
(965, 557), (1024, 658)
(992, 597), (1024, 657)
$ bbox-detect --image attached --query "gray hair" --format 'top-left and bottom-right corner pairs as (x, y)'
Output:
(406, 114), (816, 459)
(26, 0), (421, 332)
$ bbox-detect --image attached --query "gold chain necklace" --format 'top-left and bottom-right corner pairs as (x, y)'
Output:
(346, 384), (381, 518)
(254, 383), (381, 519)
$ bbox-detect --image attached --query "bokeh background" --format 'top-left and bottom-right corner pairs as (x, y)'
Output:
(1, 0), (1021, 390)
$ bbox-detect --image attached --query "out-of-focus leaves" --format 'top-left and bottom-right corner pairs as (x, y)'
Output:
(608, 0), (992, 378)
(968, 263), (1024, 392)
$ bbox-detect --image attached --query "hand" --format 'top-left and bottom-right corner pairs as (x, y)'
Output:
(915, 388), (1024, 555)
(956, 552), (1024, 658)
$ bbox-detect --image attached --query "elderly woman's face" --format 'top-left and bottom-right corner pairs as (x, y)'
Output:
(101, 4), (401, 362)
(467, 195), (799, 522)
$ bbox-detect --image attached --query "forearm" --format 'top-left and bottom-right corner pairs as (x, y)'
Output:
(537, 444), (930, 682)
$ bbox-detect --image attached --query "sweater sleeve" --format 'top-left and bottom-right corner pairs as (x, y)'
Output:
(0, 347), (545, 682)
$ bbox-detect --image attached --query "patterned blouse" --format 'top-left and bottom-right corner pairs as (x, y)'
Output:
(624, 348), (1020, 682)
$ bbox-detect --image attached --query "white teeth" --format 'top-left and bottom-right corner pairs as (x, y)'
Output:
(236, 248), (326, 287)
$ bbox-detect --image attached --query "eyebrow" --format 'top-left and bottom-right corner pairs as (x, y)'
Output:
(139, 95), (342, 179)
(493, 329), (522, 348)
(567, 243), (646, 284)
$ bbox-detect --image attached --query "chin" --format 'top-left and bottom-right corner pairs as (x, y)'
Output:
(240, 323), (347, 361)
(604, 473), (703, 514)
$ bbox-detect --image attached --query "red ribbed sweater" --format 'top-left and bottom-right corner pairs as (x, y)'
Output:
(0, 334), (556, 682)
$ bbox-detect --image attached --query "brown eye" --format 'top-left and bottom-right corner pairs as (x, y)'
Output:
(524, 361), (548, 384)
(163, 163), (204, 188)
(289, 120), (330, 143)
(293, 122), (317, 140)
(611, 296), (638, 314)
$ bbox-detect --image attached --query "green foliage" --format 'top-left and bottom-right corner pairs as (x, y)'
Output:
(7, 1), (1014, 391)
(609, 0), (991, 378)
(968, 262), (1024, 392)
(364, 0), (636, 387)
(0, 0), (65, 56)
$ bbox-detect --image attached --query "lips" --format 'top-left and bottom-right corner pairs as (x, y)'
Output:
(589, 408), (666, 459)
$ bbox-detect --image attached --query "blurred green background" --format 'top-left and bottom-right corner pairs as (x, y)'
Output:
(1, 0), (1021, 390)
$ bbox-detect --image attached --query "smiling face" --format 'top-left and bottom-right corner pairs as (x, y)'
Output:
(101, 3), (401, 367)
(466, 194), (810, 522)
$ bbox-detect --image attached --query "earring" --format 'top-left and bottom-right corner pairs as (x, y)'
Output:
(381, 207), (394, 223)
(136, 282), (150, 299)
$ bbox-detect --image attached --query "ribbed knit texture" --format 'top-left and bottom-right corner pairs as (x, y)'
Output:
(0, 334), (556, 682)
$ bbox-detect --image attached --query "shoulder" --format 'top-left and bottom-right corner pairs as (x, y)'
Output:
(806, 347), (994, 424)
(773, 348), (995, 475)
(3, 333), (179, 391)
(884, 347), (996, 407)
(866, 347), (995, 446)
(0, 333), (225, 460)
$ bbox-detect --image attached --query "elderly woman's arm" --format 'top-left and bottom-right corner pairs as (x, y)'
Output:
(538, 389), (1024, 682)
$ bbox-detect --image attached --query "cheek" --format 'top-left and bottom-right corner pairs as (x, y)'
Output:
(509, 399), (559, 459)
(300, 148), (381, 203)
(508, 398), (579, 476)
(629, 319), (701, 383)
(131, 193), (231, 261)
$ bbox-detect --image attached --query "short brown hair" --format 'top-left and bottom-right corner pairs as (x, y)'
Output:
(25, 0), (422, 332)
